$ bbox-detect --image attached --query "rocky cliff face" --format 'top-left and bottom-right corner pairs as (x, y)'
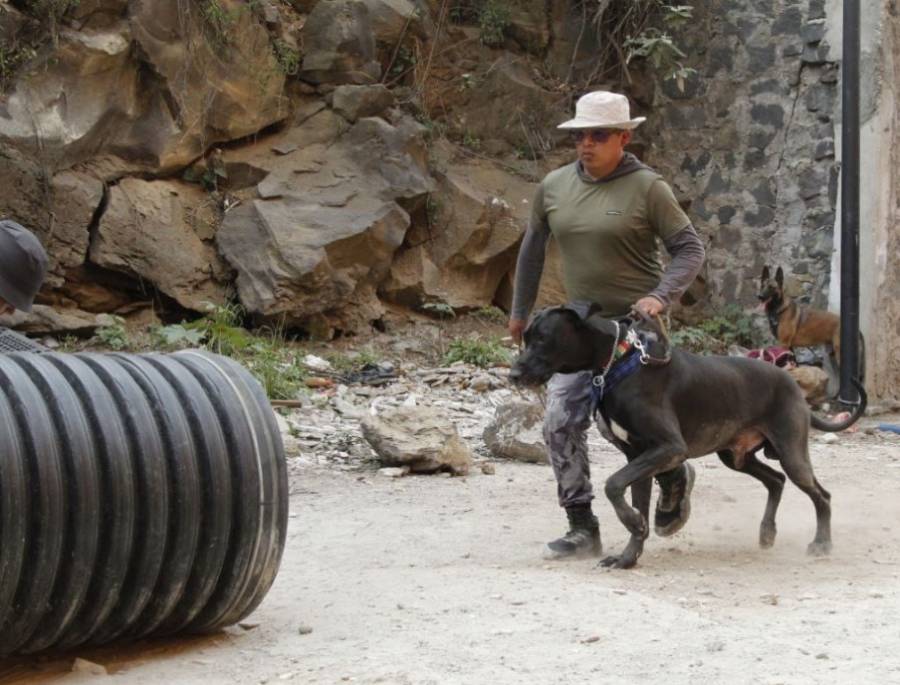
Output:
(1, 0), (896, 399)
(0, 0), (568, 336)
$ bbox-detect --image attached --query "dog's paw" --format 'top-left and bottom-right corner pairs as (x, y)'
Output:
(759, 524), (777, 549)
(807, 540), (832, 556)
(598, 554), (637, 570)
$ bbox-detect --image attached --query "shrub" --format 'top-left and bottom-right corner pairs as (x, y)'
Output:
(443, 337), (511, 368)
(669, 305), (764, 354)
(478, 1), (510, 47)
(94, 316), (129, 351)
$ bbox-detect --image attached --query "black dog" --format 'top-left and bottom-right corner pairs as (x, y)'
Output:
(509, 306), (866, 569)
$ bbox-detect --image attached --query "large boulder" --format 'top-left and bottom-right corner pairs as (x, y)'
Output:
(71, 0), (130, 29)
(358, 0), (430, 62)
(0, 0), (289, 177)
(482, 401), (547, 463)
(0, 305), (115, 336)
(381, 147), (565, 311)
(0, 24), (139, 172)
(361, 405), (472, 475)
(332, 84), (395, 122)
(447, 55), (566, 152)
(0, 3), (29, 42)
(0, 149), (104, 290)
(124, 0), (289, 172)
(217, 110), (433, 333)
(299, 0), (381, 85)
(90, 178), (232, 311)
(218, 197), (409, 326)
(43, 172), (105, 288)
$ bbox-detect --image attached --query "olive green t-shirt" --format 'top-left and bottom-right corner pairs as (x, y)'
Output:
(532, 161), (690, 316)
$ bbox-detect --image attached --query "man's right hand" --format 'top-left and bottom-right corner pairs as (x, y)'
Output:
(508, 318), (526, 346)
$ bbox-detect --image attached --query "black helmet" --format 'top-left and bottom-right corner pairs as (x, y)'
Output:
(0, 220), (48, 312)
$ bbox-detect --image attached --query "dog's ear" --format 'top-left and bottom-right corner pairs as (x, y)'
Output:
(761, 266), (770, 282)
(775, 267), (784, 286)
(583, 311), (618, 340)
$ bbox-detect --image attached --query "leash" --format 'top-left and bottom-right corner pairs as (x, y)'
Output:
(627, 307), (672, 365)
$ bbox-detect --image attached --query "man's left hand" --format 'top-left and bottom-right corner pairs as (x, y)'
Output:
(634, 296), (665, 317)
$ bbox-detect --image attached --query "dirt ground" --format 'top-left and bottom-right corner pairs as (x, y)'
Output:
(4, 408), (900, 684)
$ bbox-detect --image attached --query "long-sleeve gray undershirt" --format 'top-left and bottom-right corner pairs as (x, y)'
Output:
(511, 223), (706, 321)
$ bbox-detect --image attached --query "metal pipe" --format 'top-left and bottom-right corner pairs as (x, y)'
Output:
(839, 0), (861, 404)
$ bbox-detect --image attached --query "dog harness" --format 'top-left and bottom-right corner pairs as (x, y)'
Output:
(590, 328), (650, 411)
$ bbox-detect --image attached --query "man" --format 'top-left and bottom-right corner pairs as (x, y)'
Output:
(509, 91), (706, 560)
(0, 219), (49, 315)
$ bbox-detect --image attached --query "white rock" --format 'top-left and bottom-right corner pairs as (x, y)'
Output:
(71, 659), (108, 676)
(378, 466), (410, 478)
(303, 354), (332, 371)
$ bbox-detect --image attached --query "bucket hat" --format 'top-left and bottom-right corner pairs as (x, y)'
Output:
(557, 91), (646, 130)
(0, 220), (48, 312)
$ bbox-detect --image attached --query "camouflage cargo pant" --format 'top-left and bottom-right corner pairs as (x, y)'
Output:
(543, 369), (690, 508)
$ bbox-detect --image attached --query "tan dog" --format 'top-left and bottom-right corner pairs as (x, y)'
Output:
(758, 266), (865, 378)
(758, 267), (841, 350)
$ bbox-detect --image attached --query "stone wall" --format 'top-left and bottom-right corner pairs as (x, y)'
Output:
(640, 0), (898, 399)
(641, 0), (840, 309)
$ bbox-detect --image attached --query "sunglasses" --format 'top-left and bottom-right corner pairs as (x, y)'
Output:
(571, 129), (623, 144)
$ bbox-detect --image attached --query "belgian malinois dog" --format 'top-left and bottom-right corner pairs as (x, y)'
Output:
(758, 266), (865, 376)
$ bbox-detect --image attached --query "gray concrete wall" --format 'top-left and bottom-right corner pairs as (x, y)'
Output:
(824, 0), (899, 400)
(642, 0), (898, 400)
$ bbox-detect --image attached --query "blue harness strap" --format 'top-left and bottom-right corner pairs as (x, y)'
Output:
(590, 347), (644, 415)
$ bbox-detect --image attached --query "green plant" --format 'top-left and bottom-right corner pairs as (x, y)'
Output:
(443, 336), (511, 368)
(448, 2), (477, 24)
(185, 302), (253, 356)
(326, 348), (380, 374)
(459, 72), (477, 90)
(21, 0), (79, 46)
(669, 305), (764, 354)
(95, 316), (129, 351)
(461, 130), (481, 151)
(183, 163), (227, 193)
(513, 143), (532, 160)
(243, 341), (307, 400)
(473, 306), (507, 325)
(388, 44), (416, 81)
(419, 116), (448, 142)
(272, 39), (300, 76)
(57, 334), (81, 352)
(422, 302), (456, 319)
(153, 324), (206, 349)
(478, 0), (510, 47)
(571, 1), (695, 88)
(0, 43), (38, 88)
(425, 195), (442, 224)
(199, 0), (240, 50)
(624, 5), (697, 89)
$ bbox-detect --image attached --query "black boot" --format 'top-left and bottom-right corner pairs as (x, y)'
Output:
(654, 462), (696, 537)
(543, 504), (602, 560)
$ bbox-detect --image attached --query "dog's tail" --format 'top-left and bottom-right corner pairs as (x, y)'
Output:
(810, 377), (868, 432)
(859, 331), (866, 380)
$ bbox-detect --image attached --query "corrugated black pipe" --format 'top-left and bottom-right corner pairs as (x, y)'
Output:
(0, 351), (289, 656)
(839, 0), (862, 405)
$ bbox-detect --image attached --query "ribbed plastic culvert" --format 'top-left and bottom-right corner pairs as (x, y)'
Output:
(0, 350), (288, 656)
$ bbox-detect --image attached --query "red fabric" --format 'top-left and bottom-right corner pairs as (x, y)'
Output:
(747, 346), (796, 368)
